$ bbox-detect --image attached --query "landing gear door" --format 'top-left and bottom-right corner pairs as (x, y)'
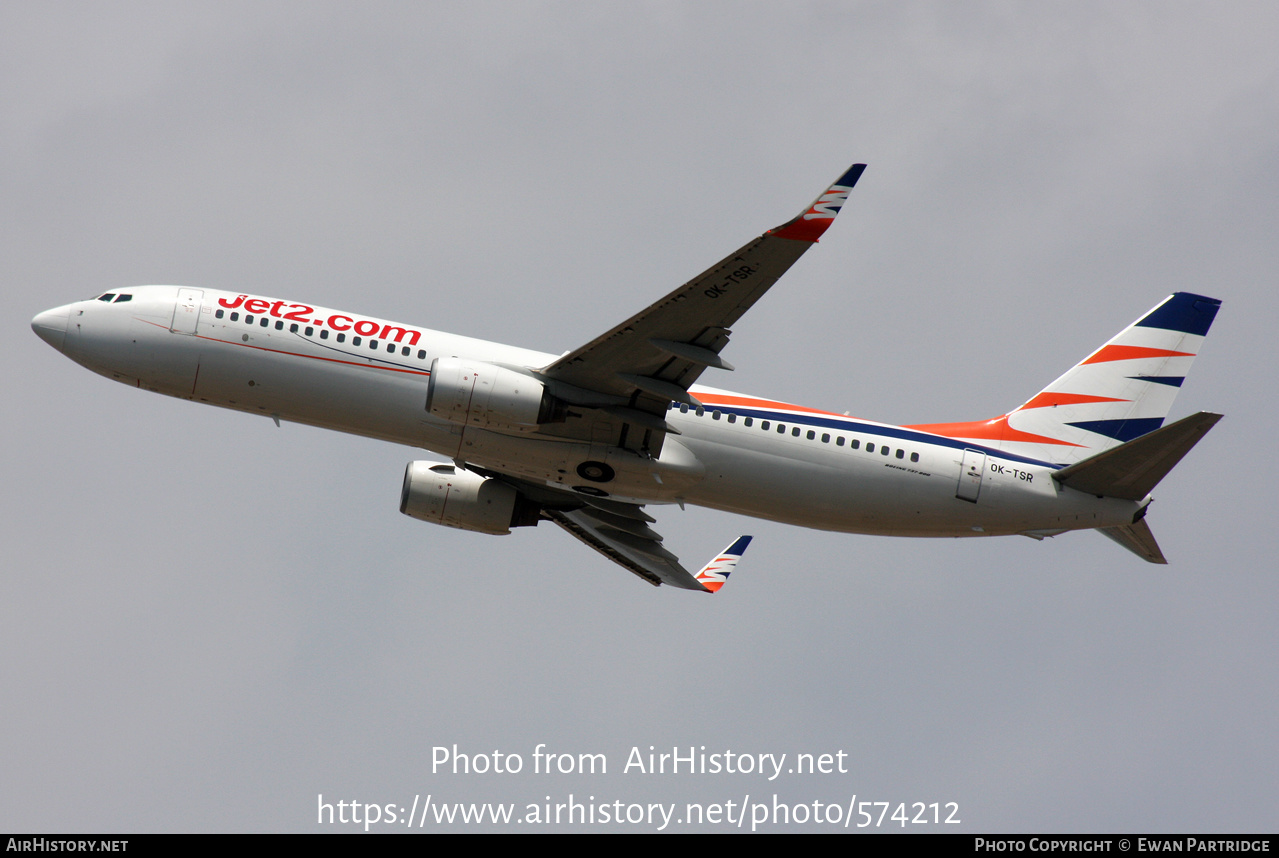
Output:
(956, 448), (986, 503)
(170, 288), (204, 335)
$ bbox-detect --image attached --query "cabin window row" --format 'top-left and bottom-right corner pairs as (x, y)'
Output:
(214, 308), (428, 360)
(673, 402), (920, 463)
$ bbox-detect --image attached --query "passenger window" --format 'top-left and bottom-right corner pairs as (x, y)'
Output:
(680, 403), (689, 414)
(727, 413), (736, 424)
(305, 326), (314, 336)
(836, 436), (845, 446)
(761, 421), (770, 430)
(695, 406), (705, 417)
(289, 323), (299, 333)
(274, 320), (283, 330)
(744, 417), (753, 427)
(321, 330), (329, 340)
(910, 452), (919, 463)
(260, 318), (269, 327)
(821, 433), (829, 443)
(245, 315), (254, 324)
(851, 440), (860, 450)
(881, 446), (890, 456)
(896, 449), (904, 459)
(712, 410), (721, 420)
(400, 346), (409, 356)
(230, 312), (239, 321)
(215, 309), (224, 319)
(417, 350), (426, 360)
(336, 333), (345, 343)
(867, 443), (875, 453)
(353, 336), (361, 346)
(777, 424), (786, 434)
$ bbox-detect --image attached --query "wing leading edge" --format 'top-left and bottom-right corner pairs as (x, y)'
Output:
(536, 164), (866, 451)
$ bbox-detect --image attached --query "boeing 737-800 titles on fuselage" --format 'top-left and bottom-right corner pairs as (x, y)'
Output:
(32, 164), (1222, 592)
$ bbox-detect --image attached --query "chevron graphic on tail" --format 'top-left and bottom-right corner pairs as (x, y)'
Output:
(695, 536), (753, 593)
(910, 293), (1220, 466)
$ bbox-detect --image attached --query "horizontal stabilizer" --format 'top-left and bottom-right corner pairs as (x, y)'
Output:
(1053, 411), (1222, 500)
(1097, 519), (1167, 564)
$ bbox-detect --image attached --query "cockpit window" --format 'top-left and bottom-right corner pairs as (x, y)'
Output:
(98, 293), (115, 302)
(113, 294), (132, 303)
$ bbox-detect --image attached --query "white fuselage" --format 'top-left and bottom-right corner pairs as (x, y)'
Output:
(36, 285), (1142, 539)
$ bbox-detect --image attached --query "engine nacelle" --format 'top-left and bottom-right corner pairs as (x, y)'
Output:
(400, 462), (539, 535)
(425, 357), (551, 433)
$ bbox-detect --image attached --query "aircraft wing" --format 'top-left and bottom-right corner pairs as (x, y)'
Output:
(544, 502), (751, 591)
(537, 164), (865, 440)
(463, 468), (751, 590)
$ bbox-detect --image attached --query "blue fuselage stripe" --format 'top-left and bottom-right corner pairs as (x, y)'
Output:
(692, 405), (1060, 469)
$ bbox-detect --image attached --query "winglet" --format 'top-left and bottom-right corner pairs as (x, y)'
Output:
(769, 164), (866, 243)
(694, 535), (753, 593)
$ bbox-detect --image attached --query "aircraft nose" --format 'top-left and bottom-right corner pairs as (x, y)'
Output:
(31, 305), (71, 352)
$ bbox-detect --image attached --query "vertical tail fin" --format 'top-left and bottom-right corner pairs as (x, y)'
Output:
(911, 293), (1221, 465)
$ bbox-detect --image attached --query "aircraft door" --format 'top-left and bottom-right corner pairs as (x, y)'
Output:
(170, 288), (203, 335)
(956, 448), (986, 503)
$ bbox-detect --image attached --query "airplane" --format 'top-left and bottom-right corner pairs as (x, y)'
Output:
(30, 163), (1222, 593)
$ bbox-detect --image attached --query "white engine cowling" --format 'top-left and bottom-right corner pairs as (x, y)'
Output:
(425, 357), (548, 433)
(400, 462), (537, 535)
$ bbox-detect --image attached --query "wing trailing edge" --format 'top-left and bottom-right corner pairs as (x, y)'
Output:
(546, 504), (750, 592)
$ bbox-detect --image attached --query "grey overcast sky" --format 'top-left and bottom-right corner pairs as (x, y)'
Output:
(4, 1), (1277, 833)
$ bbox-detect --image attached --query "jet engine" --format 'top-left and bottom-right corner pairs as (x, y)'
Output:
(425, 357), (557, 433)
(400, 461), (540, 535)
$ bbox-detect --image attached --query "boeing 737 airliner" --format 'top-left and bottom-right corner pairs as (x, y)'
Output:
(31, 164), (1221, 591)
